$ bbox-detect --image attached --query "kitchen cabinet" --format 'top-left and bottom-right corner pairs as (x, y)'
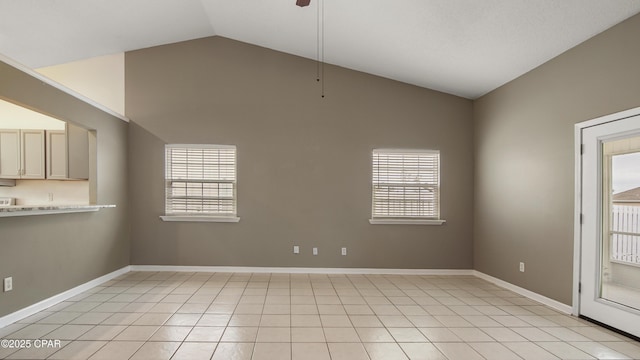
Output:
(0, 130), (19, 178)
(46, 123), (89, 180)
(46, 130), (67, 179)
(0, 129), (45, 179)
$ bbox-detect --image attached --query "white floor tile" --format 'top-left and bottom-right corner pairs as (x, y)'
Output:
(469, 342), (522, 360)
(399, 342), (447, 360)
(536, 342), (596, 360)
(1, 272), (637, 360)
(433, 342), (485, 360)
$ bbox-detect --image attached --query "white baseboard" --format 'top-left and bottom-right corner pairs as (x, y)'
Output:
(0, 266), (130, 329)
(1, 265), (574, 330)
(133, 266), (572, 314)
(473, 270), (572, 314)
(130, 265), (476, 276)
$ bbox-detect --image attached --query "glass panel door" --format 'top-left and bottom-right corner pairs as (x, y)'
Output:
(601, 138), (640, 312)
(580, 112), (640, 338)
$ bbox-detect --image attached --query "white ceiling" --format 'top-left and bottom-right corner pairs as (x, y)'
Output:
(1, 0), (639, 99)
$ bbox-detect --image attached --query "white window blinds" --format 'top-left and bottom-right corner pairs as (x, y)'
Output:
(372, 149), (440, 219)
(165, 144), (237, 216)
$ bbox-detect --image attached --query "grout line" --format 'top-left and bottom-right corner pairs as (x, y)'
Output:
(2, 271), (636, 360)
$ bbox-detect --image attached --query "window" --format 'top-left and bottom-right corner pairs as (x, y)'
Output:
(370, 149), (445, 225)
(160, 144), (239, 222)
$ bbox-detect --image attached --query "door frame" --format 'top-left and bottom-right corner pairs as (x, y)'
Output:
(573, 106), (640, 316)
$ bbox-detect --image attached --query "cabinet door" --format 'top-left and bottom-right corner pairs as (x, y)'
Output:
(46, 130), (67, 179)
(67, 123), (89, 179)
(21, 130), (45, 179)
(0, 130), (21, 178)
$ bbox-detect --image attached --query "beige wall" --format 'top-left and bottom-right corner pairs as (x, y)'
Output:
(37, 53), (125, 116)
(126, 37), (474, 269)
(474, 14), (640, 305)
(0, 99), (66, 129)
(8, 9), (636, 315)
(0, 61), (129, 317)
(0, 180), (89, 205)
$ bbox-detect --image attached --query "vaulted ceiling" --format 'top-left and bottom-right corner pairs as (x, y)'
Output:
(1, 0), (639, 99)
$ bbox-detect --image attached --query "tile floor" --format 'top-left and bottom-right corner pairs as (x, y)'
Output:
(0, 271), (639, 359)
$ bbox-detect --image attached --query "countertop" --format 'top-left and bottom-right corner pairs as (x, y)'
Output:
(0, 204), (116, 217)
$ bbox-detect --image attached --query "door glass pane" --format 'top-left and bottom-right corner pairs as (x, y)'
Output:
(602, 136), (640, 311)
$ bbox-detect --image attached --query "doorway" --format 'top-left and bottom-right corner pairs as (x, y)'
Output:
(576, 107), (640, 338)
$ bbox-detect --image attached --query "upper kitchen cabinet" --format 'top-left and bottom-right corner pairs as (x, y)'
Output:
(0, 129), (46, 179)
(46, 123), (89, 180)
(0, 130), (19, 177)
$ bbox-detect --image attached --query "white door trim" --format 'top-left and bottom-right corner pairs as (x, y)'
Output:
(573, 106), (640, 317)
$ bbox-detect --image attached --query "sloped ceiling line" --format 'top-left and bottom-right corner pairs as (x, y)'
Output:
(0, 0), (639, 99)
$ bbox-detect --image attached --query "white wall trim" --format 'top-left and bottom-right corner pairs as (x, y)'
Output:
(369, 219), (446, 225)
(1, 265), (577, 330)
(473, 270), (572, 314)
(130, 265), (474, 276)
(159, 216), (240, 223)
(131, 267), (573, 314)
(575, 106), (640, 130)
(573, 121), (584, 316)
(0, 266), (130, 329)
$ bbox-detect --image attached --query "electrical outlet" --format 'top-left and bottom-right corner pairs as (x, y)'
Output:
(519, 262), (525, 272)
(4, 277), (13, 292)
(293, 246), (300, 254)
(341, 247), (347, 256)
(48, 193), (53, 202)
(313, 247), (318, 256)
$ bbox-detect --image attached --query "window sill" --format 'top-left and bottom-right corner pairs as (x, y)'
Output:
(369, 218), (446, 225)
(160, 215), (240, 223)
